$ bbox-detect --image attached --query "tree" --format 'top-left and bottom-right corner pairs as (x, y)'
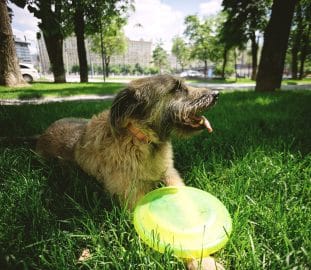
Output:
(171, 36), (190, 71)
(86, 0), (132, 81)
(152, 43), (168, 74)
(134, 63), (143, 74)
(72, 0), (88, 82)
(90, 17), (127, 77)
(184, 15), (215, 77)
(221, 0), (270, 80)
(70, 0), (132, 82)
(0, 0), (26, 86)
(12, 0), (72, 83)
(256, 0), (298, 91)
(289, 0), (311, 79)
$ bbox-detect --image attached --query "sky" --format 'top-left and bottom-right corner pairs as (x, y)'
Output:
(9, 0), (222, 55)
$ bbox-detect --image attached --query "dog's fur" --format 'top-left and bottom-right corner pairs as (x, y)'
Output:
(36, 75), (221, 269)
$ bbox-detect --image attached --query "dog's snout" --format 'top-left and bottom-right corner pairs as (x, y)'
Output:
(212, 91), (219, 99)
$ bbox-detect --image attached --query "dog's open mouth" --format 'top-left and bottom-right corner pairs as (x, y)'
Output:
(183, 114), (213, 133)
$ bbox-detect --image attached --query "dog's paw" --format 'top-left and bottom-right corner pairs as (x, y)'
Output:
(186, 257), (225, 270)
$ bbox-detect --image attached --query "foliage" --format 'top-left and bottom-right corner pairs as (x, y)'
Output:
(152, 43), (168, 72)
(90, 18), (127, 58)
(134, 63), (144, 74)
(288, 0), (311, 79)
(184, 15), (212, 62)
(70, 64), (80, 73)
(184, 15), (222, 76)
(12, 0), (72, 37)
(213, 63), (235, 77)
(220, 0), (271, 49)
(107, 64), (159, 75)
(84, 0), (133, 36)
(84, 0), (132, 77)
(171, 36), (190, 71)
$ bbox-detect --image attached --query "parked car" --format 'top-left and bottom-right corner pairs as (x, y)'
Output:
(19, 63), (40, 82)
(179, 70), (204, 78)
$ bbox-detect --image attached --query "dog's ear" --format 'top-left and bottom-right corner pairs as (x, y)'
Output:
(110, 88), (145, 134)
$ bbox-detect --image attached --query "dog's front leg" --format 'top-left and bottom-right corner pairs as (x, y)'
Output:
(186, 257), (225, 270)
(163, 166), (185, 186)
(163, 169), (224, 270)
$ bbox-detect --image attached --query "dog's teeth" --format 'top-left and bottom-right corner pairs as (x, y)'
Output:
(199, 118), (204, 125)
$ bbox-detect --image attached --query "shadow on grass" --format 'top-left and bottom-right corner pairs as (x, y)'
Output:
(0, 82), (125, 99)
(18, 92), (44, 100)
(1, 90), (310, 154)
(0, 90), (310, 269)
(173, 90), (311, 173)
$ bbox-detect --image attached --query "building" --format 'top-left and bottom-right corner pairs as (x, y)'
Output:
(110, 38), (152, 67)
(14, 36), (32, 63)
(37, 33), (153, 74)
(36, 34), (50, 74)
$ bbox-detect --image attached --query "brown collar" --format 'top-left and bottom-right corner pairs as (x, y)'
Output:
(127, 123), (151, 144)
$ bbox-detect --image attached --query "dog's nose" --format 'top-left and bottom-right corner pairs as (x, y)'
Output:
(212, 91), (219, 99)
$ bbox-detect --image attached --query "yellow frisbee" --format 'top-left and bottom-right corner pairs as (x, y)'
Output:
(133, 186), (232, 259)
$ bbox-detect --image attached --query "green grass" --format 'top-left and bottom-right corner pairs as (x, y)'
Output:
(0, 90), (311, 269)
(187, 77), (311, 85)
(187, 78), (252, 84)
(0, 82), (124, 99)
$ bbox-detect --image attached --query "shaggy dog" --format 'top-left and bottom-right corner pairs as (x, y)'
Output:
(36, 75), (222, 270)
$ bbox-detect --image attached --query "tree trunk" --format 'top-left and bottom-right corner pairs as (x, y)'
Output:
(0, 0), (26, 86)
(255, 0), (298, 92)
(234, 49), (238, 82)
(298, 31), (309, 79)
(221, 47), (228, 79)
(291, 3), (302, 80)
(204, 60), (207, 78)
(43, 33), (66, 83)
(298, 20), (310, 80)
(105, 56), (110, 78)
(291, 45), (299, 79)
(250, 33), (258, 81)
(99, 21), (106, 82)
(74, 5), (88, 82)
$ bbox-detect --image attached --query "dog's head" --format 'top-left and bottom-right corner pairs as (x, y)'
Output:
(110, 75), (218, 141)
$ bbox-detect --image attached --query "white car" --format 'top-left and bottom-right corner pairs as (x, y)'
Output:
(179, 70), (204, 78)
(19, 63), (40, 82)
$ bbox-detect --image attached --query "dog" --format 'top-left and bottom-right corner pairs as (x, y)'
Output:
(36, 75), (222, 270)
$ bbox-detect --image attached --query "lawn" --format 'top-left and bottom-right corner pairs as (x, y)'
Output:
(0, 90), (310, 269)
(0, 82), (125, 100)
(187, 77), (311, 85)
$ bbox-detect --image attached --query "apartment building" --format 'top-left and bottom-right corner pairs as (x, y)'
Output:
(37, 34), (153, 74)
(14, 37), (32, 64)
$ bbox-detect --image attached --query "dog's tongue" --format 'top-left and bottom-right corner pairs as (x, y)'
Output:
(200, 116), (213, 133)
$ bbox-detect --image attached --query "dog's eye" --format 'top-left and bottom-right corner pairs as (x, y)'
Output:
(172, 80), (187, 95)
(173, 87), (188, 95)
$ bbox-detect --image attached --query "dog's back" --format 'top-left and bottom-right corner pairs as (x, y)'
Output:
(36, 117), (88, 161)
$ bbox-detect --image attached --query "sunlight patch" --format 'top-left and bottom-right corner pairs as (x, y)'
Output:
(254, 97), (273, 105)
